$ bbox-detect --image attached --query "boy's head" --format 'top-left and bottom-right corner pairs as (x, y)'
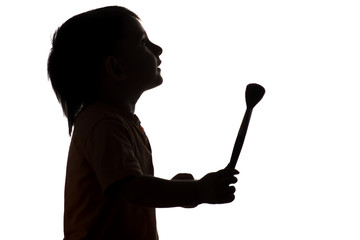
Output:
(48, 6), (162, 135)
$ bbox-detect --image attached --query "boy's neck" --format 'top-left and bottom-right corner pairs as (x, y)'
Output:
(99, 92), (141, 114)
(102, 99), (136, 114)
(99, 81), (143, 114)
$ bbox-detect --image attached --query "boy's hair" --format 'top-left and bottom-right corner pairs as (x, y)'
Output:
(47, 6), (139, 135)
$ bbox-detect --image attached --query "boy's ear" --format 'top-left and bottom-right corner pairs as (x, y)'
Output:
(104, 56), (126, 81)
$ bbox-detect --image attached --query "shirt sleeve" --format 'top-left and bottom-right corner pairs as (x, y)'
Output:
(86, 118), (143, 192)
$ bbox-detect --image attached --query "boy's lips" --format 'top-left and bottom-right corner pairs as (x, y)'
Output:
(157, 59), (162, 72)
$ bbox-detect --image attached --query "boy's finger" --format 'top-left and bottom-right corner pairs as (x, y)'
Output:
(226, 168), (240, 175)
(217, 176), (238, 187)
(223, 187), (236, 203)
(230, 176), (238, 184)
(229, 168), (239, 174)
(228, 186), (236, 194)
(227, 176), (238, 185)
(218, 168), (239, 176)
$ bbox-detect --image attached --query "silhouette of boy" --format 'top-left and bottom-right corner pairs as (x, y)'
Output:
(48, 6), (239, 240)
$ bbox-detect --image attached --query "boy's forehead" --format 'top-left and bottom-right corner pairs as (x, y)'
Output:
(122, 17), (146, 40)
(114, 17), (146, 53)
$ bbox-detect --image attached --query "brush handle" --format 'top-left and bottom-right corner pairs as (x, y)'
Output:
(227, 107), (253, 169)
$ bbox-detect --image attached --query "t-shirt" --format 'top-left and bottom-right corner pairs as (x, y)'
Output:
(63, 102), (158, 240)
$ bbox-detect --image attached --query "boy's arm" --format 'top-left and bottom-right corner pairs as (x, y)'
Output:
(171, 173), (197, 208)
(106, 168), (239, 208)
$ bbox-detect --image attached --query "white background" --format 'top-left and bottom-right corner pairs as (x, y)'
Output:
(1, 0), (359, 239)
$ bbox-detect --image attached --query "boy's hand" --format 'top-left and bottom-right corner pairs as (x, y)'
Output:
(198, 168), (239, 204)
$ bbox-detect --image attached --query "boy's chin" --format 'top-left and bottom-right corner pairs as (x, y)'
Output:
(150, 76), (163, 88)
(143, 77), (163, 92)
(155, 76), (163, 87)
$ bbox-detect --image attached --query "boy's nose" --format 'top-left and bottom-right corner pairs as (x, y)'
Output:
(158, 46), (163, 55)
(152, 43), (162, 56)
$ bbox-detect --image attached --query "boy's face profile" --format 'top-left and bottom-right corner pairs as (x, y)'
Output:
(114, 17), (163, 93)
